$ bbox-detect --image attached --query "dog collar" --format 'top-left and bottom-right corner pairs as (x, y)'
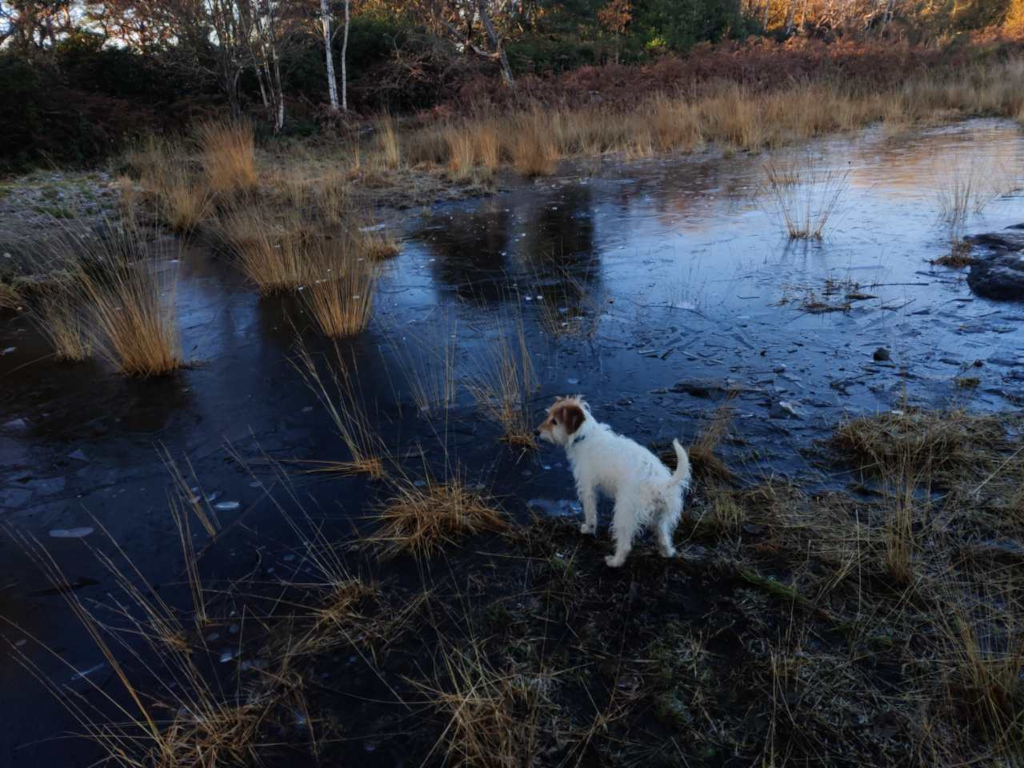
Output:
(568, 432), (587, 448)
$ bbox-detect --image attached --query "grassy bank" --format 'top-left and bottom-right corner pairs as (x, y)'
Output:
(12, 404), (1024, 767)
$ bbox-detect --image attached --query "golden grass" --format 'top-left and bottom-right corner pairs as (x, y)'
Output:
(217, 205), (310, 294)
(762, 158), (850, 239)
(416, 641), (549, 767)
(293, 341), (386, 477)
(199, 121), (258, 196)
(936, 164), (979, 229)
(360, 228), (400, 261)
(302, 239), (377, 338)
(31, 283), (91, 361)
(933, 568), (1024, 756)
(932, 238), (975, 268)
(38, 222), (181, 376)
(83, 261), (182, 377)
(155, 164), (213, 234)
(369, 472), (505, 559)
(0, 282), (22, 312)
(7, 525), (280, 768)
(688, 397), (736, 485)
(388, 59), (1024, 181)
(376, 114), (401, 171)
(466, 314), (538, 449)
(512, 111), (559, 178)
(832, 408), (1004, 482)
(446, 126), (477, 181)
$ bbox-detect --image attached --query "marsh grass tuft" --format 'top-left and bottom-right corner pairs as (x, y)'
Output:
(217, 205), (310, 294)
(763, 159), (850, 240)
(369, 471), (504, 560)
(81, 240), (182, 377)
(375, 114), (401, 171)
(38, 221), (182, 376)
(302, 237), (377, 338)
(156, 164), (213, 234)
(199, 121), (258, 196)
(832, 408), (1004, 483)
(467, 313), (538, 449)
(360, 228), (400, 261)
(386, 313), (459, 415)
(0, 282), (20, 312)
(689, 397), (737, 485)
(7, 524), (282, 768)
(293, 341), (386, 477)
(31, 283), (91, 361)
(932, 237), (975, 268)
(512, 111), (558, 178)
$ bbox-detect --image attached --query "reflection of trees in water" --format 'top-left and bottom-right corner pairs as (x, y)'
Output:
(414, 203), (513, 304)
(414, 188), (604, 324)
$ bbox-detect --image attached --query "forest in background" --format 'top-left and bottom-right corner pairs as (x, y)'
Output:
(2, 0), (1023, 169)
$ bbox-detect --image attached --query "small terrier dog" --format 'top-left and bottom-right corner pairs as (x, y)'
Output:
(535, 396), (691, 567)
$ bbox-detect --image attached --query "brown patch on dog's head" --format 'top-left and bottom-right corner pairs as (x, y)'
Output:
(535, 396), (588, 446)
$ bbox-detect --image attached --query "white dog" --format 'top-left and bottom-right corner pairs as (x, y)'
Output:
(535, 396), (691, 568)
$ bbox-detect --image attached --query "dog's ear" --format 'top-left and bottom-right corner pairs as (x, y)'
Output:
(560, 403), (586, 435)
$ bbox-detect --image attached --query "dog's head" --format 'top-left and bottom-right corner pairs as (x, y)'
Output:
(535, 396), (588, 446)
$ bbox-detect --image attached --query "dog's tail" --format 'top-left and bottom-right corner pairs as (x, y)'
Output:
(666, 439), (691, 490)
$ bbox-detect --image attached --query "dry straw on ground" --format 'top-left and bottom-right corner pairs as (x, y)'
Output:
(368, 471), (505, 560)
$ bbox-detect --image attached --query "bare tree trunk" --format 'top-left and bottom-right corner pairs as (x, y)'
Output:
(255, 62), (269, 107)
(320, 0), (339, 111)
(341, 0), (349, 110)
(475, 0), (515, 89)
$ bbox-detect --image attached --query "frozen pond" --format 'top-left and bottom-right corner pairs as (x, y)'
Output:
(1, 118), (1022, 765)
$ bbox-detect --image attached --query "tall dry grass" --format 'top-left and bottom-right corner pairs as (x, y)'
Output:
(217, 205), (310, 294)
(360, 228), (400, 261)
(34, 222), (181, 376)
(7, 524), (280, 768)
(386, 312), (460, 415)
(511, 111), (558, 177)
(375, 114), (401, 171)
(302, 238), (377, 338)
(762, 158), (850, 240)
(466, 313), (537, 448)
(416, 640), (549, 766)
(0, 282), (22, 312)
(369, 470), (505, 560)
(199, 121), (258, 196)
(394, 59), (1024, 179)
(156, 164), (213, 233)
(293, 341), (386, 477)
(83, 264), (182, 378)
(31, 283), (91, 361)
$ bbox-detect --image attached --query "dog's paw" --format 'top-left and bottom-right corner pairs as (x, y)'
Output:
(580, 522), (595, 535)
(605, 555), (625, 568)
(659, 547), (678, 559)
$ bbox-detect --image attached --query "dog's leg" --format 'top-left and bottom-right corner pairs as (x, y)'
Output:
(606, 501), (638, 568)
(578, 484), (598, 535)
(656, 498), (681, 559)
